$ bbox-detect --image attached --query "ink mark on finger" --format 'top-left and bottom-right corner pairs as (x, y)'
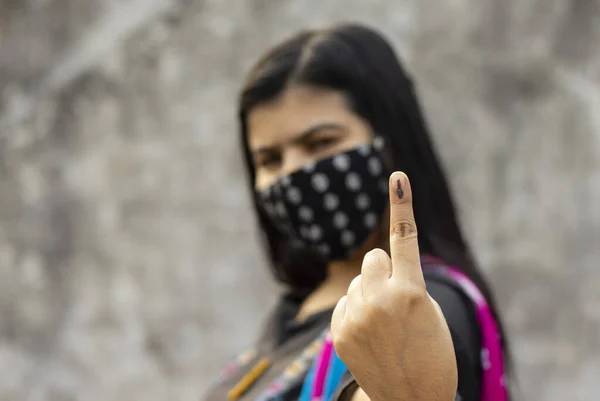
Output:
(396, 179), (404, 199)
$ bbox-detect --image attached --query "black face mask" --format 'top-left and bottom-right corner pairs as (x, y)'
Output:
(257, 138), (389, 261)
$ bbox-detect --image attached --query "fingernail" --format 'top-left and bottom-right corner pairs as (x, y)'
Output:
(396, 178), (404, 199)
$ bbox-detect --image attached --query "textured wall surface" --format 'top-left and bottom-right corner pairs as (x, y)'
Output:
(0, 1), (599, 400)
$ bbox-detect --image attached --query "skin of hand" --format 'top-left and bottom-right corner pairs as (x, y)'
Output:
(331, 172), (458, 401)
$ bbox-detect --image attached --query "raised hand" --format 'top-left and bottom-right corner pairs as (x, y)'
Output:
(331, 172), (457, 401)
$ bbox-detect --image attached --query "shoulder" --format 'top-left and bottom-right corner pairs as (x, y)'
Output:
(425, 275), (480, 348)
(424, 270), (482, 401)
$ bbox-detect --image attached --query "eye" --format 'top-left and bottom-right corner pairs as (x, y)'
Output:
(256, 151), (282, 168)
(307, 136), (338, 152)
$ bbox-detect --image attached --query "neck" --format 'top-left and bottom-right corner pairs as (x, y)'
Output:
(295, 250), (374, 321)
(295, 226), (389, 321)
(323, 258), (363, 290)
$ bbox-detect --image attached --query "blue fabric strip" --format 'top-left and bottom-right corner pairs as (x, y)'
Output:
(299, 349), (349, 401)
(323, 351), (348, 401)
(298, 354), (318, 401)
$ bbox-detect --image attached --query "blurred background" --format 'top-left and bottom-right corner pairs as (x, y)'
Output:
(0, 0), (599, 400)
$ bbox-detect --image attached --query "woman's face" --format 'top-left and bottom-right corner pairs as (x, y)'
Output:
(247, 85), (375, 190)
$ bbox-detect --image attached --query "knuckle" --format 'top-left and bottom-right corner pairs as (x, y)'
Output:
(363, 297), (395, 319)
(403, 285), (427, 310)
(391, 281), (427, 308)
(390, 219), (418, 241)
(404, 285), (426, 303)
(332, 332), (352, 356)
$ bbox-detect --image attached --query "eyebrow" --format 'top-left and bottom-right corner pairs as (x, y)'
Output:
(252, 122), (346, 155)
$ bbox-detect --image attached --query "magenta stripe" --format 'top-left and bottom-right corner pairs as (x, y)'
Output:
(446, 267), (507, 401)
(310, 333), (334, 400)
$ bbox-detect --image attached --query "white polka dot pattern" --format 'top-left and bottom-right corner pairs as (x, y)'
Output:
(355, 193), (370, 210)
(333, 211), (349, 229)
(357, 144), (371, 156)
(256, 141), (388, 260)
(312, 173), (329, 192)
(309, 225), (323, 241)
(368, 157), (382, 176)
(345, 172), (361, 191)
(287, 187), (302, 204)
(332, 154), (350, 171)
(341, 230), (355, 246)
(364, 212), (378, 228)
(280, 175), (291, 187)
(317, 244), (331, 256)
(303, 162), (316, 173)
(323, 193), (339, 211)
(298, 206), (313, 222)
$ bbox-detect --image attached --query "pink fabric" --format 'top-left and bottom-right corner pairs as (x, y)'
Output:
(310, 332), (335, 401)
(445, 266), (507, 401)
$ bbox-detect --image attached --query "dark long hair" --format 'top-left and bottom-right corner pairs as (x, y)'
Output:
(238, 23), (512, 386)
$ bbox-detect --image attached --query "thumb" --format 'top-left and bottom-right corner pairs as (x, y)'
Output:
(330, 295), (347, 340)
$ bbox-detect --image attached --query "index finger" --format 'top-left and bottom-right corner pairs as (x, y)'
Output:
(388, 172), (423, 282)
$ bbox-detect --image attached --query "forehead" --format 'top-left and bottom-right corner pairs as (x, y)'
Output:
(247, 85), (354, 149)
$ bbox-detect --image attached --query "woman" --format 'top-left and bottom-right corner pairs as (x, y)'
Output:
(205, 23), (511, 401)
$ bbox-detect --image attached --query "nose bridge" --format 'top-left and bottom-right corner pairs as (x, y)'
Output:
(281, 144), (307, 176)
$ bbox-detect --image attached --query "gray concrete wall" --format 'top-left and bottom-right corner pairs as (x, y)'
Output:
(0, 1), (598, 400)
